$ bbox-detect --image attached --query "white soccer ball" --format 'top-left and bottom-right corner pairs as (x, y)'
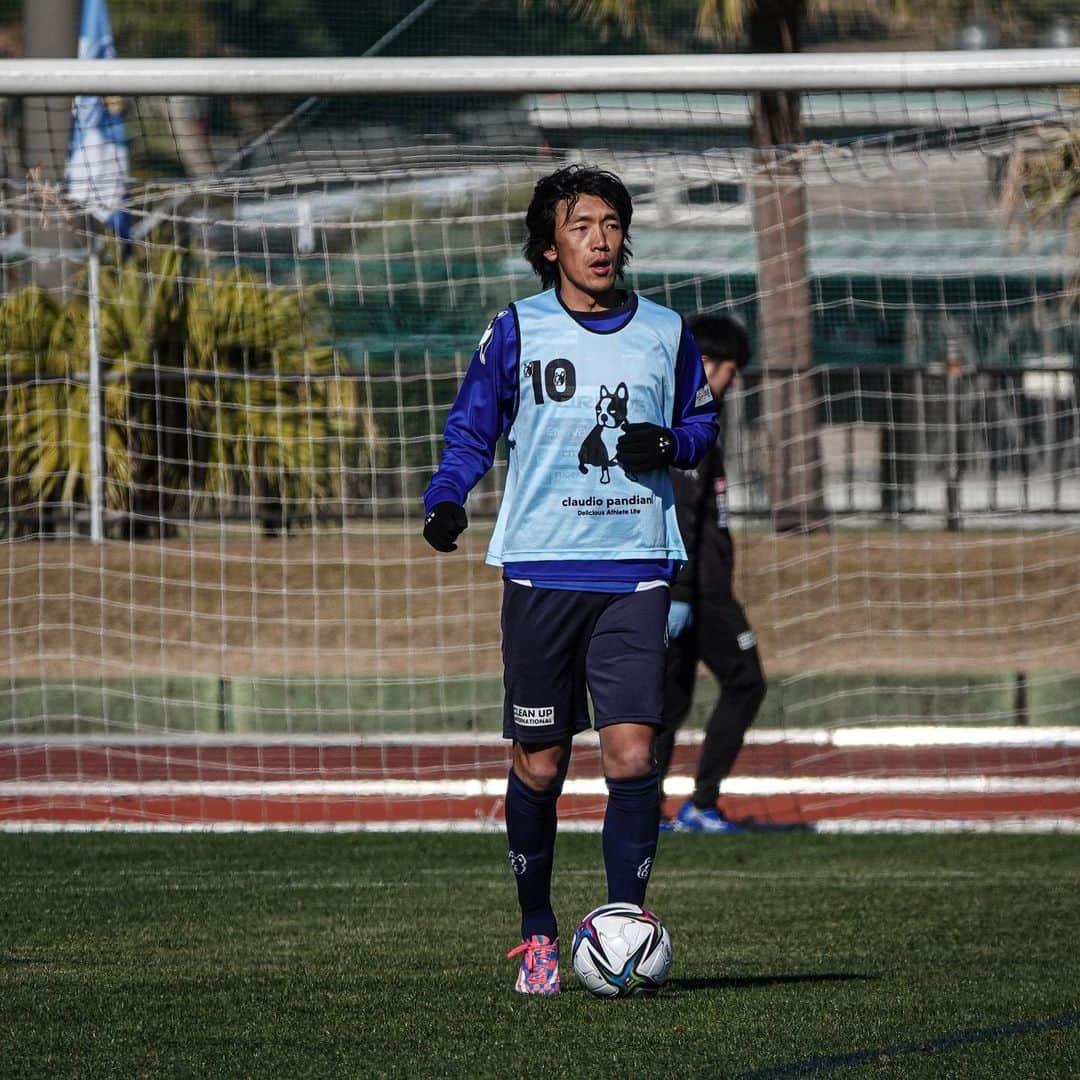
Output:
(571, 902), (672, 998)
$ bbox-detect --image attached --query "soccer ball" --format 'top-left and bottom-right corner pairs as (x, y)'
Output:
(571, 902), (672, 998)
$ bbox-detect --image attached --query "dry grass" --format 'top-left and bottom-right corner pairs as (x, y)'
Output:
(737, 527), (1080, 674)
(2, 526), (1078, 677)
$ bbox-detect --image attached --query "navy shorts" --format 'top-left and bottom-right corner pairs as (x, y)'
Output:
(501, 581), (670, 743)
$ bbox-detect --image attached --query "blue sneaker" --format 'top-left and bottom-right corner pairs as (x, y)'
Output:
(658, 815), (675, 833)
(675, 800), (744, 834)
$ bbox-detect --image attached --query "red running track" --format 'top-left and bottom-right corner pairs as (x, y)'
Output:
(4, 741), (1080, 781)
(2, 739), (1079, 828)
(2, 792), (1080, 828)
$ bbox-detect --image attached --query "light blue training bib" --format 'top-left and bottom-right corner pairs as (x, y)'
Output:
(486, 290), (688, 566)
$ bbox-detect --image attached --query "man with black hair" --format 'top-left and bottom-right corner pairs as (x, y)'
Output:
(422, 165), (717, 993)
(655, 313), (767, 833)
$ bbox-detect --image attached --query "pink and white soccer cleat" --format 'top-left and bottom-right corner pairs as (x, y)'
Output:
(506, 935), (560, 995)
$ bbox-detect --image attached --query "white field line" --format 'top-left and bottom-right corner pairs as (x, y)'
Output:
(2, 726), (1079, 748)
(813, 817), (1080, 833)
(3, 817), (1080, 835)
(828, 727), (1080, 748)
(2, 776), (1080, 797)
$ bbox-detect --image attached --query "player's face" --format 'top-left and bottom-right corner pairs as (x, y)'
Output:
(702, 355), (738, 401)
(543, 194), (624, 309)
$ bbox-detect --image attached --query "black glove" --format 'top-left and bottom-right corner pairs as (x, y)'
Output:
(423, 502), (468, 552)
(617, 423), (677, 472)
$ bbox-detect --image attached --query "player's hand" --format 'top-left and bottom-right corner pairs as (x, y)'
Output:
(667, 600), (693, 641)
(617, 423), (677, 472)
(423, 502), (468, 552)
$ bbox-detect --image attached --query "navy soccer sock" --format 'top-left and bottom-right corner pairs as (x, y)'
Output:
(602, 769), (661, 906)
(505, 769), (560, 942)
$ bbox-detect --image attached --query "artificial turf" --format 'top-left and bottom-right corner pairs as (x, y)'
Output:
(2, 832), (1078, 1078)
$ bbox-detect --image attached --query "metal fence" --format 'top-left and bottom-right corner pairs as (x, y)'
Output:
(728, 364), (1080, 526)
(3, 361), (1078, 539)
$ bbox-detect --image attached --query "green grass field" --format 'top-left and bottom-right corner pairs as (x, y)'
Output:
(3, 833), (1079, 1078)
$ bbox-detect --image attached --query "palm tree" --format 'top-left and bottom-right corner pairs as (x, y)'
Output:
(183, 267), (365, 533)
(540, 0), (990, 530)
(4, 273), (152, 534)
(998, 119), (1080, 437)
(1000, 122), (1080, 309)
(2, 238), (367, 538)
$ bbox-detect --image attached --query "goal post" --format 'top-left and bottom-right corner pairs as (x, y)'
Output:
(0, 50), (1078, 831)
(2, 49), (1080, 93)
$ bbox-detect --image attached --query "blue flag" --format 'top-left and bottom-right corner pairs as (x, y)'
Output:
(65, 0), (131, 240)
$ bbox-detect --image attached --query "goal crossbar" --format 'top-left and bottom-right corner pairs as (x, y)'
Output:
(1, 49), (1078, 96)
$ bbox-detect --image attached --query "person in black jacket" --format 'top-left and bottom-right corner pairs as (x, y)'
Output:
(656, 313), (767, 833)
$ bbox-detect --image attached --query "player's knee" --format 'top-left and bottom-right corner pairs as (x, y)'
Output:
(515, 763), (562, 795)
(512, 745), (568, 795)
(601, 742), (655, 781)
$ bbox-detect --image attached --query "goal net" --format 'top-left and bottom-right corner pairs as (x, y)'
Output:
(1, 54), (1078, 831)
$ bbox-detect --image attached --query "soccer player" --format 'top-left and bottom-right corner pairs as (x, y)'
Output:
(654, 313), (767, 833)
(422, 165), (717, 994)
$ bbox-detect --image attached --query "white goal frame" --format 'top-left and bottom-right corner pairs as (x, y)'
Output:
(2, 48), (1078, 833)
(0, 48), (1078, 95)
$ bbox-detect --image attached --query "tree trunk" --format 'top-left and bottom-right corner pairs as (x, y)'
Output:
(162, 1), (216, 181)
(162, 97), (217, 179)
(748, 0), (826, 532)
(22, 0), (79, 180)
(18, 0), (81, 295)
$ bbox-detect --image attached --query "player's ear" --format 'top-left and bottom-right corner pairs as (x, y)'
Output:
(543, 243), (558, 264)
